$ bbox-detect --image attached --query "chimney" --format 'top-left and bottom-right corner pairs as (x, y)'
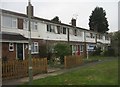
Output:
(27, 3), (34, 16)
(71, 18), (76, 26)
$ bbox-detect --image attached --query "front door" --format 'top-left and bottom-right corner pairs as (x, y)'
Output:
(17, 43), (23, 60)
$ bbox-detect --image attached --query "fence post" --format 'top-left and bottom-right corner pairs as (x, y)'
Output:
(64, 56), (67, 69)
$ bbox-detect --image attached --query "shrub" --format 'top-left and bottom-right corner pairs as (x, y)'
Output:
(103, 47), (115, 56)
(91, 47), (102, 56)
(39, 44), (47, 58)
(54, 43), (71, 64)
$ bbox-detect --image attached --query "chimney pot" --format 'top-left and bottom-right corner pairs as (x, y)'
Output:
(71, 18), (76, 26)
(27, 3), (34, 16)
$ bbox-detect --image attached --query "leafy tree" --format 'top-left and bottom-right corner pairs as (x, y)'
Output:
(89, 7), (109, 33)
(110, 30), (120, 56)
(54, 43), (71, 64)
(51, 16), (61, 23)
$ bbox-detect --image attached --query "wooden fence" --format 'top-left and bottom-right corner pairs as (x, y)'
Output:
(2, 58), (47, 80)
(64, 55), (83, 69)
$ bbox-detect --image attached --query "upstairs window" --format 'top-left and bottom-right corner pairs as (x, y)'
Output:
(63, 27), (66, 34)
(23, 19), (28, 30)
(34, 22), (38, 30)
(47, 24), (50, 32)
(18, 18), (23, 29)
(77, 30), (82, 36)
(105, 36), (109, 40)
(69, 29), (74, 35)
(2, 16), (17, 28)
(57, 26), (60, 34)
(74, 29), (77, 36)
(97, 34), (103, 39)
(3, 16), (12, 28)
(31, 21), (38, 31)
(12, 18), (17, 28)
(47, 24), (55, 33)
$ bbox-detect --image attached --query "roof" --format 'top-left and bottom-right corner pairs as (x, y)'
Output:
(0, 32), (28, 41)
(1, 9), (110, 35)
(2, 9), (90, 31)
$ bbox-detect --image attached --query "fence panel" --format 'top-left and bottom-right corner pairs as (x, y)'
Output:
(2, 58), (47, 80)
(64, 55), (83, 69)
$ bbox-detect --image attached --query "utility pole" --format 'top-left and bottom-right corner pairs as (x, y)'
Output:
(28, 0), (33, 85)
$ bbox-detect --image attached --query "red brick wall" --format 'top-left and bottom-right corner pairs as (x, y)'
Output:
(2, 42), (16, 61)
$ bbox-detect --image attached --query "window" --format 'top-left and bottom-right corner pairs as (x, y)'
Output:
(31, 42), (39, 54)
(80, 45), (84, 52)
(77, 30), (82, 36)
(90, 33), (93, 38)
(74, 29), (77, 36)
(3, 16), (12, 28)
(2, 16), (17, 28)
(69, 29), (74, 35)
(12, 18), (17, 28)
(97, 34), (103, 39)
(9, 43), (14, 51)
(57, 26), (60, 34)
(24, 19), (28, 30)
(105, 36), (109, 40)
(47, 24), (55, 33)
(18, 18), (23, 29)
(51, 25), (55, 32)
(63, 27), (66, 34)
(34, 22), (38, 30)
(60, 27), (63, 33)
(47, 24), (50, 31)
(31, 21), (38, 31)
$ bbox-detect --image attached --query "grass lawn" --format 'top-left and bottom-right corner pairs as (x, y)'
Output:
(24, 58), (118, 85)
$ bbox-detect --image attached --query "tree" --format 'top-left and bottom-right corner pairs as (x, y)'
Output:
(51, 16), (61, 23)
(110, 30), (120, 56)
(54, 43), (71, 64)
(89, 7), (109, 33)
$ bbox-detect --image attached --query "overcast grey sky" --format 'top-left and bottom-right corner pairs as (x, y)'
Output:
(0, 0), (119, 32)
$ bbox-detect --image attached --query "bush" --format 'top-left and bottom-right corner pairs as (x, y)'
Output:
(91, 47), (102, 56)
(39, 44), (47, 58)
(103, 47), (115, 56)
(54, 43), (71, 64)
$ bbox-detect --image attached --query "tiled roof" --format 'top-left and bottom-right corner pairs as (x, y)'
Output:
(0, 32), (28, 41)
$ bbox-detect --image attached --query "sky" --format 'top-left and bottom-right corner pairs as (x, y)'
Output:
(0, 0), (119, 32)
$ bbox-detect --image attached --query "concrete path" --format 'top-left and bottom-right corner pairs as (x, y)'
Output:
(2, 58), (116, 86)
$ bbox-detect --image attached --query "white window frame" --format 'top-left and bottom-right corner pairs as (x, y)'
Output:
(34, 22), (38, 30)
(47, 24), (55, 33)
(23, 19), (28, 30)
(80, 45), (84, 52)
(62, 27), (66, 34)
(9, 43), (14, 51)
(31, 21), (38, 31)
(12, 17), (17, 28)
(2, 15), (17, 28)
(2, 16), (12, 28)
(31, 42), (39, 54)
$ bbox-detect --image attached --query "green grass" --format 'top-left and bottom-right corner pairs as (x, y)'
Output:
(24, 58), (118, 85)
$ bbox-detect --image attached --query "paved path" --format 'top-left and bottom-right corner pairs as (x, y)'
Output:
(2, 58), (116, 85)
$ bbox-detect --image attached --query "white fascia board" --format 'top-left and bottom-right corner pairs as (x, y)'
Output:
(1, 40), (28, 43)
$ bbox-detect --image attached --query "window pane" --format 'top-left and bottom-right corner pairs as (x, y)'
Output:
(3, 16), (12, 27)
(24, 19), (28, 30)
(12, 17), (17, 28)
(47, 24), (49, 31)
(63, 27), (66, 34)
(57, 26), (60, 34)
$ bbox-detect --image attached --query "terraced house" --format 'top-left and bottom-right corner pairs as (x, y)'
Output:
(0, 4), (110, 61)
